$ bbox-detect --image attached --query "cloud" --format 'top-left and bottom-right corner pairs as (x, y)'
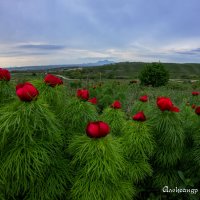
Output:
(192, 48), (200, 53)
(17, 44), (66, 50)
(172, 48), (200, 56)
(0, 0), (200, 66)
(0, 43), (66, 59)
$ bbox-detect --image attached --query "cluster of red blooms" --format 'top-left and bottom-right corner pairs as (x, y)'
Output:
(44, 74), (63, 87)
(156, 97), (179, 112)
(0, 68), (11, 81)
(110, 99), (147, 122)
(16, 82), (39, 102)
(15, 74), (63, 101)
(186, 102), (197, 109)
(192, 91), (200, 96)
(76, 89), (98, 105)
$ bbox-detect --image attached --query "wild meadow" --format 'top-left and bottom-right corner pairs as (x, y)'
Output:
(0, 67), (200, 200)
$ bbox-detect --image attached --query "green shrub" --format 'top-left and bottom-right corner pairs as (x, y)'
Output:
(139, 62), (169, 87)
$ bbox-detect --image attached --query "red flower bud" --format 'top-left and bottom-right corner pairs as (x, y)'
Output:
(111, 100), (121, 109)
(16, 82), (39, 102)
(77, 89), (89, 100)
(192, 104), (196, 109)
(0, 68), (11, 81)
(192, 91), (200, 96)
(139, 95), (148, 102)
(129, 80), (137, 84)
(44, 74), (63, 87)
(186, 102), (190, 106)
(132, 111), (146, 122)
(86, 121), (110, 138)
(88, 97), (97, 105)
(195, 106), (200, 115)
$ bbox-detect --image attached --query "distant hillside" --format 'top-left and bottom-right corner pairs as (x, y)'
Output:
(79, 62), (200, 79)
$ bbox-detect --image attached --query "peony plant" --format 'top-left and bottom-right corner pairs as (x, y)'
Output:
(32, 74), (67, 119)
(101, 100), (127, 136)
(0, 82), (69, 200)
(121, 111), (155, 184)
(152, 96), (184, 188)
(68, 121), (135, 200)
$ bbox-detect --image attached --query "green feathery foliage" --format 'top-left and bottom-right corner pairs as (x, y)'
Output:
(27, 151), (71, 200)
(68, 134), (135, 200)
(192, 117), (200, 166)
(98, 94), (113, 111)
(131, 101), (153, 119)
(178, 104), (197, 176)
(0, 99), (69, 199)
(0, 81), (15, 104)
(63, 98), (98, 135)
(152, 110), (185, 187)
(121, 121), (155, 183)
(0, 178), (5, 200)
(100, 107), (127, 136)
(34, 81), (68, 116)
(180, 103), (196, 136)
(153, 168), (181, 188)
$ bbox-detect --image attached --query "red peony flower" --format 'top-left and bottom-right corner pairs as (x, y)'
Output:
(88, 97), (97, 105)
(0, 68), (11, 81)
(77, 89), (89, 100)
(192, 104), (196, 109)
(192, 91), (200, 96)
(86, 121), (110, 138)
(157, 97), (180, 112)
(170, 106), (180, 112)
(157, 97), (173, 111)
(44, 74), (63, 87)
(139, 95), (148, 102)
(132, 111), (146, 122)
(195, 106), (200, 115)
(111, 100), (121, 109)
(16, 82), (39, 102)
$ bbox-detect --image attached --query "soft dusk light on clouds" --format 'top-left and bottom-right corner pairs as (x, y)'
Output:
(0, 0), (200, 67)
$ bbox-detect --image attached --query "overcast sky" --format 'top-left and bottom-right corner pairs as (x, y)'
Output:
(0, 0), (200, 67)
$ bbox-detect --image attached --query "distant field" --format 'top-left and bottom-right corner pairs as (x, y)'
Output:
(10, 62), (200, 82)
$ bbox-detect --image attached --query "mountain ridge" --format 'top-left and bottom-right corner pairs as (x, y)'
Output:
(5, 60), (115, 71)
